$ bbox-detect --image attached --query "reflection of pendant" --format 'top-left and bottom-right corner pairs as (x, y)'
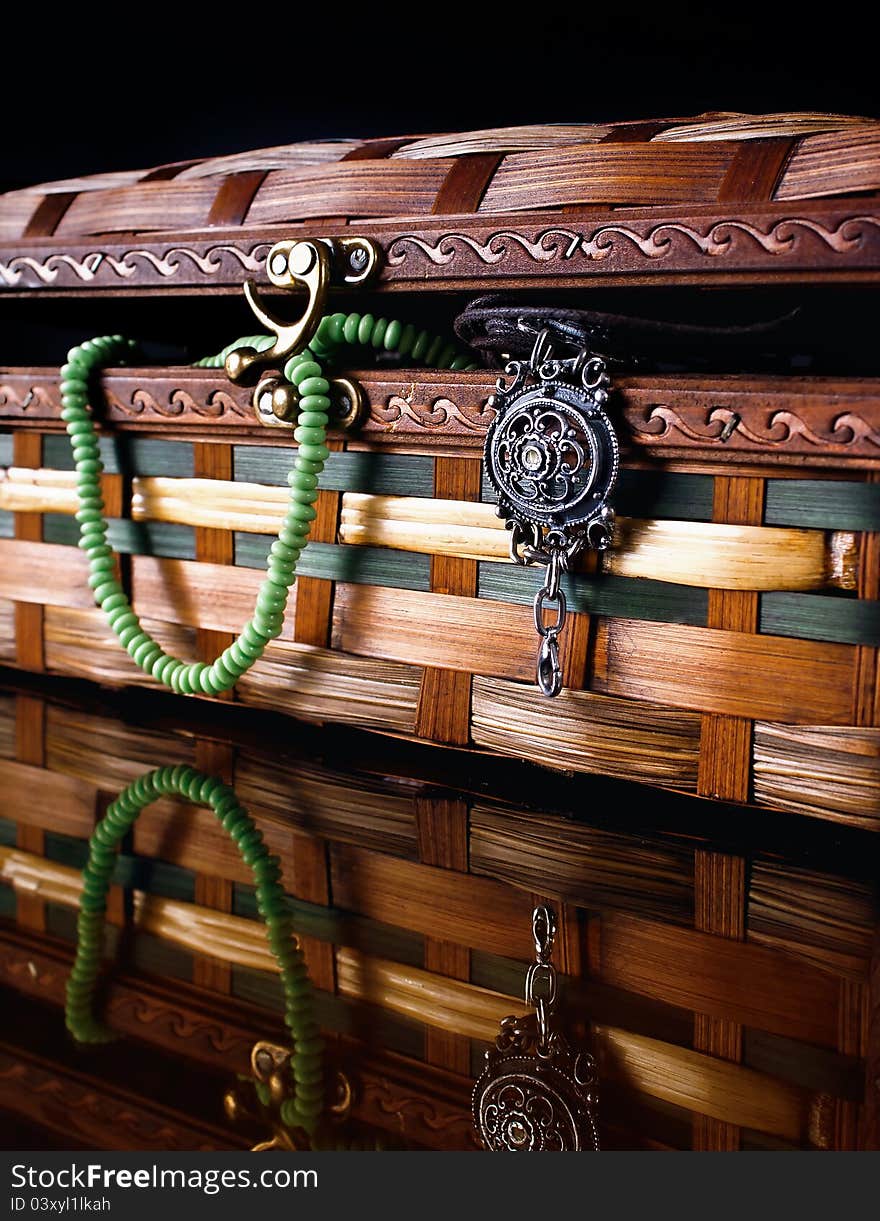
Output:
(484, 329), (619, 697)
(472, 906), (600, 1152)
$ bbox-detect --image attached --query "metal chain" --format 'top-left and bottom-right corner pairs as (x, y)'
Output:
(533, 546), (568, 698)
(524, 905), (559, 1055)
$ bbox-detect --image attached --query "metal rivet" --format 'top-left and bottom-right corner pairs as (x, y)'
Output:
(719, 412), (740, 442)
(269, 252), (288, 277)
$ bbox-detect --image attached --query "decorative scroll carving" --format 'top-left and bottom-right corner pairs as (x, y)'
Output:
(0, 383), (56, 415)
(0, 244), (270, 287)
(0, 939), (255, 1072)
(0, 1051), (230, 1150)
(107, 991), (253, 1057)
(387, 216), (880, 269)
(105, 387), (252, 420)
(372, 393), (497, 433)
(631, 404), (880, 451)
(357, 1076), (479, 1148)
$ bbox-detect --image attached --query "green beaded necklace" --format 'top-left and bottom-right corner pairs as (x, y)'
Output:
(61, 310), (473, 1145)
(61, 312), (472, 697)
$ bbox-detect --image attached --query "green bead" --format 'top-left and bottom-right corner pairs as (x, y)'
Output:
(371, 318), (388, 348)
(293, 457), (324, 475)
(297, 443), (330, 464)
(293, 426), (325, 446)
(357, 314), (375, 345)
(285, 501), (317, 523)
(342, 313), (361, 344)
(411, 329), (429, 361)
(297, 376), (330, 397)
(287, 470), (318, 491)
(327, 313), (347, 345)
(107, 608), (136, 630)
(299, 394), (331, 413)
(296, 412), (329, 429)
(383, 320), (402, 351)
(398, 323), (416, 357)
(290, 361), (322, 387)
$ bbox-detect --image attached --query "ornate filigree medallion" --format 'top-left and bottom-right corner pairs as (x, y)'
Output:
(472, 907), (600, 1152)
(474, 1031), (599, 1152)
(485, 381), (618, 544)
(483, 329), (619, 697)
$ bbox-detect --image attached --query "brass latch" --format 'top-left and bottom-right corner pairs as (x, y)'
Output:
(224, 1040), (354, 1152)
(227, 236), (380, 430)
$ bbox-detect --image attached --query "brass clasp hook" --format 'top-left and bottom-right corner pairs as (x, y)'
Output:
(227, 236), (380, 428)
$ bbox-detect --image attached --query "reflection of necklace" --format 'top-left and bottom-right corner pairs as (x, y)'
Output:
(65, 764), (327, 1137)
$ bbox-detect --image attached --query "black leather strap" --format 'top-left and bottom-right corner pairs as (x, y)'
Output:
(454, 295), (804, 371)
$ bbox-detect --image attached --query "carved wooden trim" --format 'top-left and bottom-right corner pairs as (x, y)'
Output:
(2, 368), (879, 467)
(1, 201), (878, 293)
(0, 1043), (240, 1150)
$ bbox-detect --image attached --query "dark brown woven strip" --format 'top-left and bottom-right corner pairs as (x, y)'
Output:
(22, 193), (76, 238)
(432, 153), (504, 215)
(206, 170), (269, 228)
(139, 160), (204, 182)
(341, 138), (412, 161)
(717, 137), (799, 202)
(599, 122), (671, 143)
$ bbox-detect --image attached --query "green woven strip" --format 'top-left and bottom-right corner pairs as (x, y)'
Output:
(0, 884), (15, 918)
(235, 534), (431, 591)
(130, 931), (195, 983)
(0, 816), (16, 847)
(231, 966), (424, 1061)
(233, 883), (423, 968)
(761, 592), (880, 646)
(0, 433), (12, 467)
(480, 561), (708, 626)
(45, 902), (120, 956)
(0, 510), (13, 539)
(236, 447), (435, 497)
(766, 479), (880, 531)
(470, 951), (526, 1000)
(42, 435), (194, 477)
(481, 467), (713, 521)
(43, 832), (196, 903)
(615, 469), (714, 521)
(47, 901), (195, 982)
(43, 514), (196, 560)
(744, 1029), (865, 1101)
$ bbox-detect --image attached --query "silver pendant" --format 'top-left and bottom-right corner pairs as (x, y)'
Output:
(484, 329), (619, 697)
(472, 906), (600, 1152)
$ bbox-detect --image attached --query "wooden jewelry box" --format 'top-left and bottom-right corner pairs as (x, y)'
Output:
(0, 111), (878, 1151)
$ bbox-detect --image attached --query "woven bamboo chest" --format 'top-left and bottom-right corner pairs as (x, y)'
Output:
(0, 112), (879, 1152)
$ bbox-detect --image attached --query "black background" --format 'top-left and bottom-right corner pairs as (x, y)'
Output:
(4, 12), (878, 188)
